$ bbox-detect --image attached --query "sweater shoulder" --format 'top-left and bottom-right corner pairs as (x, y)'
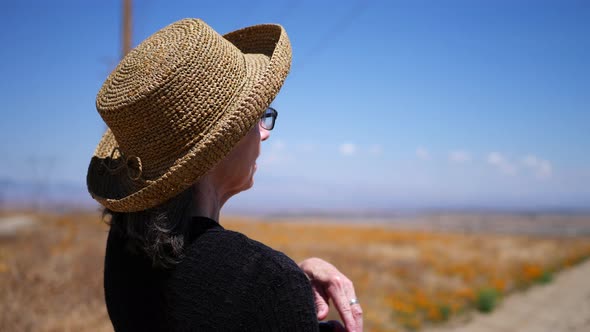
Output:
(167, 228), (318, 331)
(183, 227), (304, 279)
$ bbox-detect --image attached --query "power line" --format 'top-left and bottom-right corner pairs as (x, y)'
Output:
(295, 0), (371, 74)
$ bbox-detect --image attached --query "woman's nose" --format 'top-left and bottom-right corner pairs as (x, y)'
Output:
(259, 125), (270, 141)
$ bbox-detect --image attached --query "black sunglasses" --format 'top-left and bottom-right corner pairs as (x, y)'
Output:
(260, 107), (278, 130)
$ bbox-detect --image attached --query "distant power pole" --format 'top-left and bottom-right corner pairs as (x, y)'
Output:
(122, 0), (133, 58)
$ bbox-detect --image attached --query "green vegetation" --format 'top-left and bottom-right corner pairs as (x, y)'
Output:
(476, 288), (500, 313)
(536, 271), (554, 284)
(438, 304), (451, 321)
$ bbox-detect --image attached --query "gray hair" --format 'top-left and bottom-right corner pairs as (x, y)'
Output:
(103, 188), (193, 269)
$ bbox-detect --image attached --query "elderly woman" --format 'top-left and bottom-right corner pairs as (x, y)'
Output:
(86, 19), (362, 331)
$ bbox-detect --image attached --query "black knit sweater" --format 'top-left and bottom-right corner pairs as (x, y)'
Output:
(104, 216), (320, 331)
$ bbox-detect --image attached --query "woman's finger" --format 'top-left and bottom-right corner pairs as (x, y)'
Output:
(299, 258), (363, 331)
(327, 276), (363, 332)
(350, 300), (363, 332)
(311, 280), (330, 320)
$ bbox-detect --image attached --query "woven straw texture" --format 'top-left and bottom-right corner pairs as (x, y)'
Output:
(86, 18), (291, 212)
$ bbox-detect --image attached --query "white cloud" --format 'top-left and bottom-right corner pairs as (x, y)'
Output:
(339, 143), (357, 156)
(416, 147), (431, 160)
(487, 152), (517, 175)
(487, 152), (503, 164)
(522, 155), (540, 169)
(296, 142), (316, 153)
(538, 161), (552, 179)
(270, 140), (285, 151)
(368, 144), (383, 156)
(522, 155), (552, 179)
(259, 140), (292, 165)
(449, 150), (471, 163)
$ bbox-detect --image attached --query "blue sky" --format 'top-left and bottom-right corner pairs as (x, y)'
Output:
(0, 0), (588, 212)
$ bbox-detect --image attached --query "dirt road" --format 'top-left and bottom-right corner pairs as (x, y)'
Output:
(425, 259), (590, 332)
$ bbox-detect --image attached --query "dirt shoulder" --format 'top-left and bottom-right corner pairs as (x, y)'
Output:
(425, 259), (590, 332)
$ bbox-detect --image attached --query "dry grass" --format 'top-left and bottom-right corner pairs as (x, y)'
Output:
(1, 211), (589, 332)
(224, 218), (590, 331)
(0, 211), (112, 332)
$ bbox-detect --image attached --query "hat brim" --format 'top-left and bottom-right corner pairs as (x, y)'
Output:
(87, 24), (291, 212)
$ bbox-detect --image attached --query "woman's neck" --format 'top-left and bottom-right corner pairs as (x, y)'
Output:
(189, 175), (224, 222)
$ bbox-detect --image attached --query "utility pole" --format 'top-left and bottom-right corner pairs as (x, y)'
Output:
(122, 0), (133, 58)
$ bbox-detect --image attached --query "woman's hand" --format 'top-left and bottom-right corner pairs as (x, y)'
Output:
(299, 257), (363, 332)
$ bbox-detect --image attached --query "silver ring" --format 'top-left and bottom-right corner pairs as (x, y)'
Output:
(349, 298), (360, 306)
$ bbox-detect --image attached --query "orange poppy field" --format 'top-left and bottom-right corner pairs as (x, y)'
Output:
(1, 210), (589, 331)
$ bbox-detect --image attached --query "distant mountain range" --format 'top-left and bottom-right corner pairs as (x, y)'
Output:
(0, 177), (98, 211)
(1, 177), (588, 215)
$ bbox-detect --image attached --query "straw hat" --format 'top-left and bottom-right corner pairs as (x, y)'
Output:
(86, 18), (291, 212)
